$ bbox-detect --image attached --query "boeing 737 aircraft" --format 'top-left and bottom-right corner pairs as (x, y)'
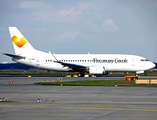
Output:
(3, 27), (155, 77)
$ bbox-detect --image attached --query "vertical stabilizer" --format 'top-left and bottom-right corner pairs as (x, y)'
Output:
(9, 27), (34, 55)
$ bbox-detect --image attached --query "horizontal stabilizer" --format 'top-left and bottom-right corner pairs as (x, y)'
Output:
(3, 53), (25, 59)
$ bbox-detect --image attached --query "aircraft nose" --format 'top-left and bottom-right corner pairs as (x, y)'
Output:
(152, 62), (156, 68)
(149, 62), (156, 69)
(144, 61), (155, 70)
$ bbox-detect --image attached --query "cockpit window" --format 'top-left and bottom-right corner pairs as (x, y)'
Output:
(141, 59), (150, 61)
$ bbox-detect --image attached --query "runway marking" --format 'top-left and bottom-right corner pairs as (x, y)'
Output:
(1, 104), (157, 112)
(0, 89), (155, 95)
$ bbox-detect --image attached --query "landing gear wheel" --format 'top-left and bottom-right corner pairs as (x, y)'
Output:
(77, 72), (85, 77)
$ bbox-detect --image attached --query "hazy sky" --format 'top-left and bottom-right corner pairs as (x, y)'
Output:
(0, 0), (157, 63)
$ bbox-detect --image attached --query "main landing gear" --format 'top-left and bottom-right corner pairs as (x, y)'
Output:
(77, 72), (85, 77)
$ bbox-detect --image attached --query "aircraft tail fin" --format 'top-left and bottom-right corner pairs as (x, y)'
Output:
(9, 27), (35, 55)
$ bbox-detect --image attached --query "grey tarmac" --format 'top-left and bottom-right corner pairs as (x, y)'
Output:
(0, 76), (157, 120)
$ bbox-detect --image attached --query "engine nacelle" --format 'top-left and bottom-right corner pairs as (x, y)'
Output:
(136, 71), (144, 74)
(89, 66), (105, 74)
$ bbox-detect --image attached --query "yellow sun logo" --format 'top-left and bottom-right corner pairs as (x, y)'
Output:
(12, 36), (27, 48)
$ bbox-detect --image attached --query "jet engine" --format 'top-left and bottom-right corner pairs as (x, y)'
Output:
(89, 66), (105, 74)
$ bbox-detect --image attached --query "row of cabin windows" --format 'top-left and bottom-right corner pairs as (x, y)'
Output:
(46, 60), (52, 62)
(46, 60), (94, 62)
(60, 60), (94, 62)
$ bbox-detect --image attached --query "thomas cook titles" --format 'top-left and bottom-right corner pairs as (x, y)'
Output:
(93, 58), (128, 63)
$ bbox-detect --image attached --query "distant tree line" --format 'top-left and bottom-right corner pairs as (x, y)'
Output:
(0, 63), (37, 70)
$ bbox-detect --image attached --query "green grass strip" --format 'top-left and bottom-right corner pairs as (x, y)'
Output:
(0, 100), (12, 102)
(35, 80), (157, 86)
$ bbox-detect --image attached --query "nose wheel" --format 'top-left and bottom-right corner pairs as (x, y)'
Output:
(135, 74), (139, 79)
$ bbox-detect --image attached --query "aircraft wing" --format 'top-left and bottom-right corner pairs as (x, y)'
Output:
(54, 61), (87, 71)
(3, 53), (25, 59)
(51, 52), (87, 71)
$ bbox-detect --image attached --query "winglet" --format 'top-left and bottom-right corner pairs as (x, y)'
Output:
(49, 51), (59, 62)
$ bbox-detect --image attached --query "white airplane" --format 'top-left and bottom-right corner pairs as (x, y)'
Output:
(3, 27), (155, 77)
